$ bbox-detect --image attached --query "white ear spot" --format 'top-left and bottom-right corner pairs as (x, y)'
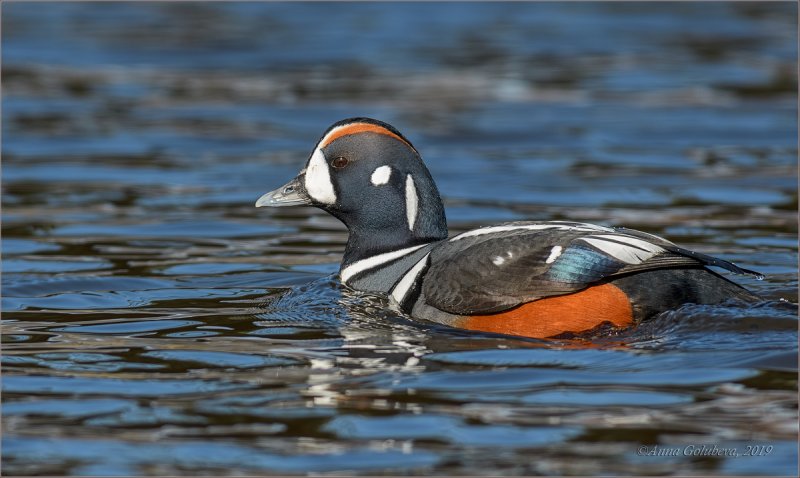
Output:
(405, 174), (418, 231)
(370, 165), (392, 186)
(304, 148), (336, 204)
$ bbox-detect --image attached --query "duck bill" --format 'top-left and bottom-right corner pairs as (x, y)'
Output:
(255, 176), (311, 207)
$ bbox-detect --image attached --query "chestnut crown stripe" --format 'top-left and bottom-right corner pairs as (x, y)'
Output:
(319, 123), (414, 150)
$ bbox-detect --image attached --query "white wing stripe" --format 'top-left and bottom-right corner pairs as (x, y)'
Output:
(390, 253), (430, 304)
(340, 244), (428, 284)
(450, 223), (611, 242)
(580, 236), (662, 264)
(545, 245), (563, 264)
(591, 234), (664, 253)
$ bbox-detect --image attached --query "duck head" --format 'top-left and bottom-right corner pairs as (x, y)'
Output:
(256, 117), (448, 265)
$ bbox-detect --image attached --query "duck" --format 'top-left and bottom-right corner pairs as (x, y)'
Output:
(255, 117), (762, 339)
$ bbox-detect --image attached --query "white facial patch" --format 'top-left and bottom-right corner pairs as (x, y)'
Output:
(405, 174), (418, 232)
(545, 245), (563, 264)
(370, 165), (392, 186)
(304, 148), (336, 204)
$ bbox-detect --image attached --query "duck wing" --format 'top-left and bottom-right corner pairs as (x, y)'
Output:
(422, 221), (761, 315)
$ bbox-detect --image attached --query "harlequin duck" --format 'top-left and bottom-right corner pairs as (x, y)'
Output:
(256, 117), (762, 339)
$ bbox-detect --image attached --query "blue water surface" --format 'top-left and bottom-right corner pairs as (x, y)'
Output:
(2, 2), (797, 476)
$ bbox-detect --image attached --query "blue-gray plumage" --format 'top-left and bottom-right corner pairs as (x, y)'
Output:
(547, 245), (623, 284)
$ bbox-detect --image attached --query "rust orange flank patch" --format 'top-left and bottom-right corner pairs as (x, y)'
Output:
(320, 123), (413, 150)
(459, 283), (634, 339)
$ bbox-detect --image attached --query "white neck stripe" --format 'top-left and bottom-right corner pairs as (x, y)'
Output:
(391, 253), (430, 305)
(340, 244), (428, 284)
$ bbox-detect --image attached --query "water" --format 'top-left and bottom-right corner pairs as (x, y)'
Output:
(2, 2), (797, 476)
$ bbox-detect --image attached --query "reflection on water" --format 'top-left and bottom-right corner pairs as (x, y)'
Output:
(2, 2), (798, 476)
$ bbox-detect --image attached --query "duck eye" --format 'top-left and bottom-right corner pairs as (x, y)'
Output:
(331, 156), (349, 169)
